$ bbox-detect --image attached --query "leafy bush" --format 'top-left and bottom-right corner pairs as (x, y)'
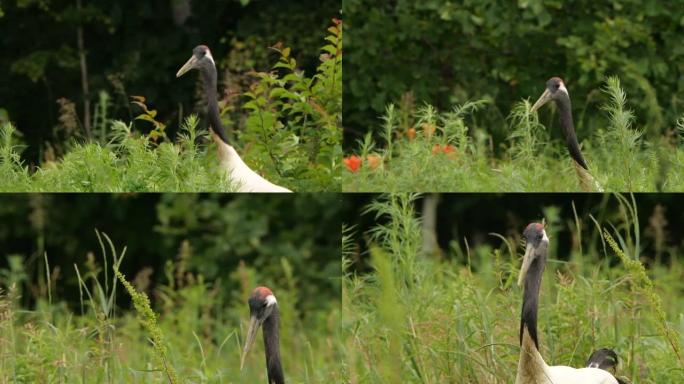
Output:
(240, 18), (342, 191)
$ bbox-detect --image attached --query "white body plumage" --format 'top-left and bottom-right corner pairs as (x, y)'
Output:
(213, 133), (291, 193)
(177, 45), (293, 193)
(516, 328), (618, 384)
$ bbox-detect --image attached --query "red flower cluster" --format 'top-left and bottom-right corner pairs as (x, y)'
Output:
(432, 144), (457, 159)
(344, 154), (383, 173)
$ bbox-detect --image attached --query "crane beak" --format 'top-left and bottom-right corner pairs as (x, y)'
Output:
(176, 55), (198, 77)
(531, 89), (552, 113)
(240, 315), (262, 370)
(517, 242), (535, 286)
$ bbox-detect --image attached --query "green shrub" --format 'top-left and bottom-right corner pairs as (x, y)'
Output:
(241, 18), (342, 191)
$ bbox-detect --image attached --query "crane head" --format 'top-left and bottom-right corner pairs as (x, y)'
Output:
(241, 286), (278, 370)
(176, 45), (216, 77)
(531, 77), (569, 112)
(518, 222), (548, 286)
(586, 348), (619, 372)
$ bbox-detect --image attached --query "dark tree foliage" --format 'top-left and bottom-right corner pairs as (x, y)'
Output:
(0, 0), (339, 163)
(344, 0), (684, 147)
(0, 193), (341, 315)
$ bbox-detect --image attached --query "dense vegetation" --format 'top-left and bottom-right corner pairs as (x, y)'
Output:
(0, 194), (341, 382)
(0, 2), (341, 191)
(343, 194), (684, 383)
(343, 77), (684, 191)
(344, 0), (684, 140)
(343, 1), (684, 191)
(1, 0), (336, 152)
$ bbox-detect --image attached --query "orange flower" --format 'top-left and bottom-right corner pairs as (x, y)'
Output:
(343, 155), (362, 172)
(366, 154), (382, 170)
(443, 144), (457, 159)
(406, 127), (416, 141)
(431, 144), (458, 159)
(422, 123), (436, 138)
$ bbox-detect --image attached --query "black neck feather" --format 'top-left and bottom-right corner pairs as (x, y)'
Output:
(200, 64), (230, 145)
(519, 251), (545, 350)
(556, 96), (588, 170)
(263, 306), (284, 384)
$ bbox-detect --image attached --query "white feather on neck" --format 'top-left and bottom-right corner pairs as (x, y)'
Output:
(516, 326), (552, 384)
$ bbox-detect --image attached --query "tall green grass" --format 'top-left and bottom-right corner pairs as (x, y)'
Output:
(0, 117), (234, 192)
(0, 232), (340, 383)
(343, 194), (684, 383)
(343, 77), (684, 192)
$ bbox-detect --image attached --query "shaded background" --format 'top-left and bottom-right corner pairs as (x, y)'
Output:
(0, 193), (340, 315)
(0, 0), (339, 164)
(344, 1), (684, 149)
(344, 193), (684, 271)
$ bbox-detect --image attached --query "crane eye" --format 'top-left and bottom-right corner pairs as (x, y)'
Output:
(536, 233), (543, 241)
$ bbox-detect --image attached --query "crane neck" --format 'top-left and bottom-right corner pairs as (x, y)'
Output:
(200, 64), (231, 145)
(516, 250), (549, 384)
(555, 95), (589, 170)
(263, 305), (284, 384)
(520, 250), (545, 350)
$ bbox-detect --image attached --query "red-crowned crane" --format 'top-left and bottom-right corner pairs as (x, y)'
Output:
(241, 286), (284, 384)
(176, 45), (292, 193)
(531, 77), (603, 192)
(516, 223), (618, 384)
